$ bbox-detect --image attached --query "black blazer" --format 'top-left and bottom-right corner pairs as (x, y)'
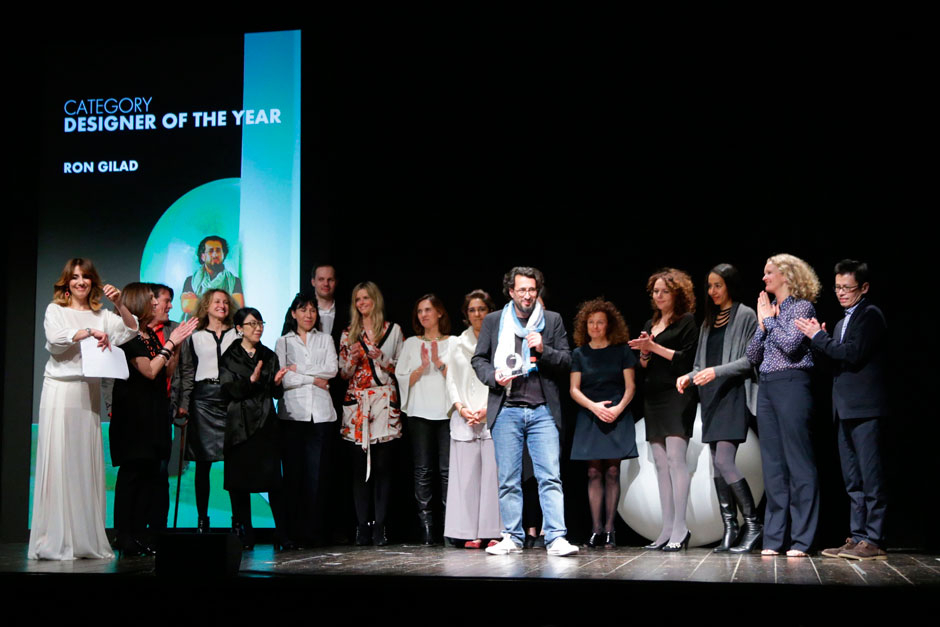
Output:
(810, 298), (888, 420)
(471, 309), (571, 431)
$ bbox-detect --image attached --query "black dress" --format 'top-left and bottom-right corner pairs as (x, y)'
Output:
(698, 324), (750, 443)
(641, 313), (698, 440)
(110, 334), (171, 465)
(570, 344), (638, 460)
(220, 342), (283, 492)
(110, 333), (171, 547)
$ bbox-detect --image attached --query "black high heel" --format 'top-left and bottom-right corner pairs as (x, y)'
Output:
(603, 530), (616, 549)
(197, 516), (211, 535)
(232, 518), (254, 550)
(662, 530), (691, 552)
(586, 533), (603, 548)
(643, 539), (668, 550)
(275, 538), (298, 552)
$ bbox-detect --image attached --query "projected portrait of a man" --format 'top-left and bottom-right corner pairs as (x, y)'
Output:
(180, 235), (245, 317)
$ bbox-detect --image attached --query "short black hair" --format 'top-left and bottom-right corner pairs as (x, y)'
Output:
(834, 259), (870, 285)
(310, 262), (335, 279)
(197, 235), (229, 261)
(502, 266), (544, 299)
(233, 307), (263, 327)
(150, 283), (174, 299)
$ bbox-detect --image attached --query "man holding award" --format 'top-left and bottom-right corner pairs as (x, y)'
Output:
(472, 267), (578, 556)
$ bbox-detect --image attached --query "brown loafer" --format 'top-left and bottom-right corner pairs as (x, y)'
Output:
(839, 541), (887, 561)
(821, 538), (857, 558)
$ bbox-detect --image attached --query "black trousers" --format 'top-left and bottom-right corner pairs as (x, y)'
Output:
(229, 488), (288, 543)
(113, 459), (163, 548)
(837, 415), (887, 547)
(408, 416), (450, 522)
(757, 370), (819, 552)
(351, 441), (394, 526)
(280, 419), (332, 544)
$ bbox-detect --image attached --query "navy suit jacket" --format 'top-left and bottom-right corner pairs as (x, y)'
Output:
(471, 309), (571, 431)
(811, 298), (888, 420)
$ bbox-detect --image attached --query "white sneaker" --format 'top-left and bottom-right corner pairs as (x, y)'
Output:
(485, 534), (523, 555)
(546, 537), (579, 556)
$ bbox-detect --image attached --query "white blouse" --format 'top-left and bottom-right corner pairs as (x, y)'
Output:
(395, 335), (453, 421)
(275, 330), (338, 423)
(42, 303), (138, 380)
(191, 328), (238, 381)
(444, 327), (491, 441)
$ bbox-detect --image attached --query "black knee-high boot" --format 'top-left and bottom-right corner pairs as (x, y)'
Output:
(713, 477), (739, 552)
(729, 478), (762, 553)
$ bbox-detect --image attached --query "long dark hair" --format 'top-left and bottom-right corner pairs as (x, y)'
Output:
(703, 263), (742, 327)
(411, 293), (451, 336)
(281, 291), (322, 335)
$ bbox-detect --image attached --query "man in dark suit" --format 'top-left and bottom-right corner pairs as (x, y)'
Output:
(472, 266), (578, 556)
(310, 262), (350, 543)
(796, 259), (888, 560)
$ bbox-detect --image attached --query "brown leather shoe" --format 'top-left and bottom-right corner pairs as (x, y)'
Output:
(839, 540), (887, 560)
(821, 538), (856, 558)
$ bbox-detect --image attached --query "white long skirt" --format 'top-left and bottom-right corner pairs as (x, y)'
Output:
(28, 377), (114, 560)
(443, 438), (502, 540)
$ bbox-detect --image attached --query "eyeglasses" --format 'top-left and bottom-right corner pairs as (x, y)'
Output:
(833, 285), (859, 294)
(242, 321), (265, 328)
(513, 287), (539, 295)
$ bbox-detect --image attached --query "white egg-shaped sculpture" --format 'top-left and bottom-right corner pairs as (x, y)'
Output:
(618, 406), (764, 547)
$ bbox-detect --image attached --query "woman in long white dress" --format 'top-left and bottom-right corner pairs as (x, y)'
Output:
(443, 289), (501, 549)
(29, 258), (139, 560)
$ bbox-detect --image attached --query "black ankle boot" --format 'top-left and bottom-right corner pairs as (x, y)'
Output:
(197, 516), (210, 534)
(713, 477), (739, 553)
(728, 478), (762, 554)
(373, 523), (388, 546)
(355, 522), (373, 546)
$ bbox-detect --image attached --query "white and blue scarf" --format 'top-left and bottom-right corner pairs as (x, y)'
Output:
(494, 301), (545, 378)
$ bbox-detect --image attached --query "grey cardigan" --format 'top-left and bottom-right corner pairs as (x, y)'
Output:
(686, 302), (760, 415)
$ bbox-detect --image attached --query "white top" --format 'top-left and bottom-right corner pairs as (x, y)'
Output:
(445, 327), (492, 441)
(275, 329), (339, 423)
(318, 301), (336, 336)
(192, 328), (238, 381)
(43, 303), (138, 380)
(395, 335), (453, 421)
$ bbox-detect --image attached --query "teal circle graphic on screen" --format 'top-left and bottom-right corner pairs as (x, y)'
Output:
(140, 178), (242, 323)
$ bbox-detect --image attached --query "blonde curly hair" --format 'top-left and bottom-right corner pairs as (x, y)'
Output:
(767, 254), (821, 303)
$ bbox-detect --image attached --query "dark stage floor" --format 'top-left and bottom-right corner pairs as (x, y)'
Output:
(3, 541), (936, 622)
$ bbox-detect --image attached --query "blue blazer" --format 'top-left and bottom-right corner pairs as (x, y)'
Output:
(811, 298), (888, 420)
(471, 309), (571, 431)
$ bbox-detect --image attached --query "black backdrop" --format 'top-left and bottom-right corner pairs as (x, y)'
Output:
(4, 21), (934, 549)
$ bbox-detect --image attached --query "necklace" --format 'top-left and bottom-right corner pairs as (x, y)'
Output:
(715, 306), (732, 328)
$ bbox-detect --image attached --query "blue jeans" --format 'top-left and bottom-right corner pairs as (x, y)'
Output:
(491, 404), (567, 545)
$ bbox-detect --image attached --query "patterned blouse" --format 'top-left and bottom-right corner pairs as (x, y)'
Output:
(746, 296), (815, 374)
(338, 321), (404, 447)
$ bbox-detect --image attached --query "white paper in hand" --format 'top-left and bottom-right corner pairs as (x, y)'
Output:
(80, 337), (129, 380)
